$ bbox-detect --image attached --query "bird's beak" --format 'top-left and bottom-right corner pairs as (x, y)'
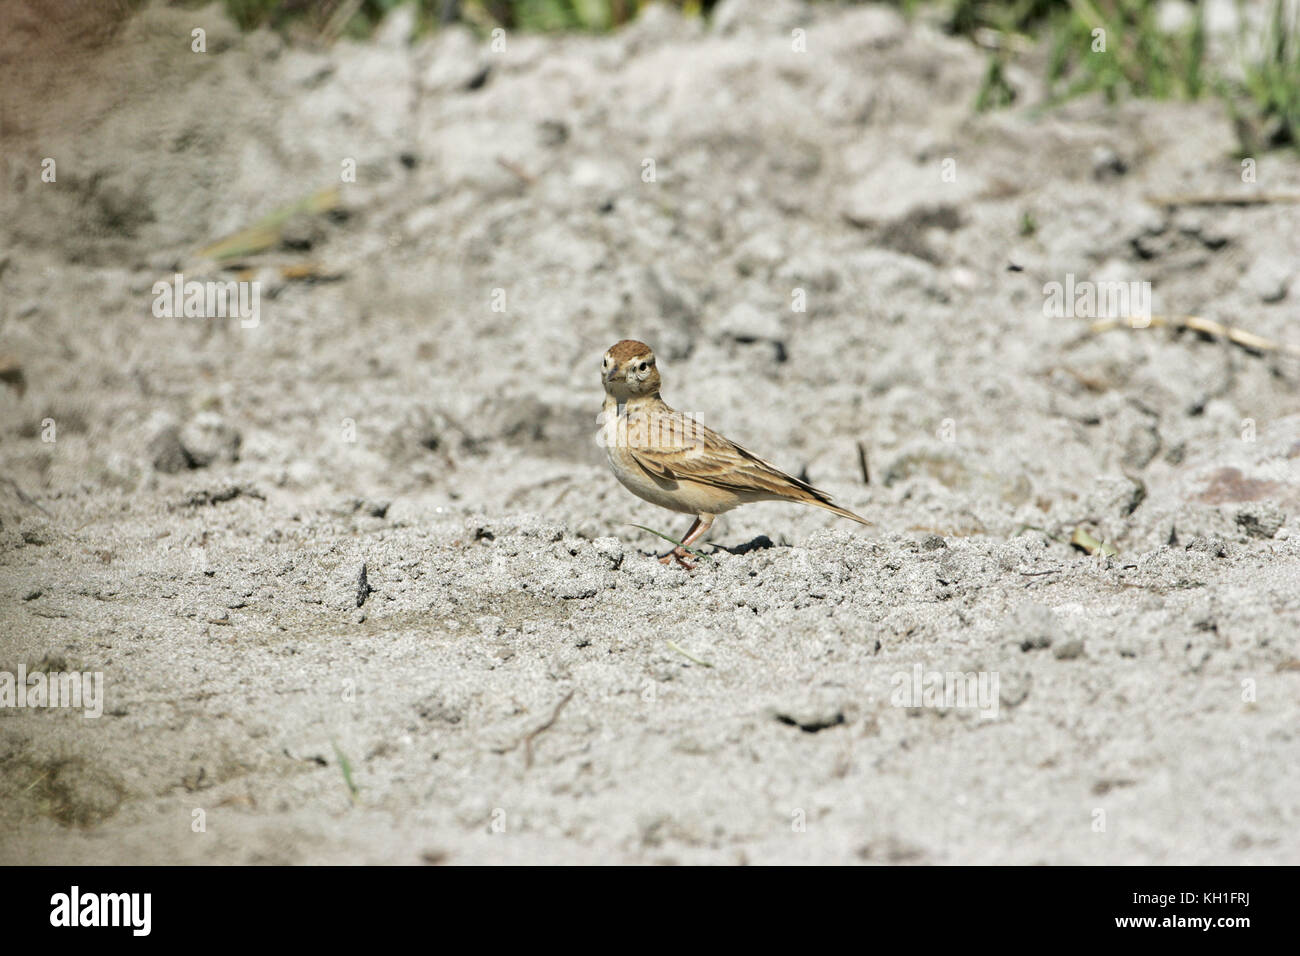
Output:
(604, 368), (619, 384)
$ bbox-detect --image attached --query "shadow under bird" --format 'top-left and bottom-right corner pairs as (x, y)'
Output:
(599, 339), (870, 568)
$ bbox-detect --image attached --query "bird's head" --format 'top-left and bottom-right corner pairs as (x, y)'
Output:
(602, 340), (660, 400)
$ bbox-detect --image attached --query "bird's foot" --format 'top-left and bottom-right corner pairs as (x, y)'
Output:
(658, 546), (697, 570)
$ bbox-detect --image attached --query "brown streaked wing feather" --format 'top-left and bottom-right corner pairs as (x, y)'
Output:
(625, 404), (831, 505)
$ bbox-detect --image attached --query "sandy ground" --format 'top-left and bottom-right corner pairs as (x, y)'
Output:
(1, 0), (1299, 864)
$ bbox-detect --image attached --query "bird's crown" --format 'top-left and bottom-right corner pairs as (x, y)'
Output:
(606, 339), (654, 363)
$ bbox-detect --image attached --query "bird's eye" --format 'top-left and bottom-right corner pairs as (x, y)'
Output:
(638, 361), (647, 372)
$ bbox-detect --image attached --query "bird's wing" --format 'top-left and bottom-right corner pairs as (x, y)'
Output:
(624, 404), (828, 503)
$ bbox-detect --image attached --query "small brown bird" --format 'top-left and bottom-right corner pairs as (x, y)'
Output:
(599, 339), (870, 567)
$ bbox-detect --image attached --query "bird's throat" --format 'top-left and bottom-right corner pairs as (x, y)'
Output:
(603, 392), (660, 416)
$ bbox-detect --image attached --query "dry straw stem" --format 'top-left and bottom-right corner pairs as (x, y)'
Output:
(522, 690), (575, 769)
(1089, 314), (1300, 358)
(666, 641), (714, 669)
(856, 441), (871, 485)
(198, 186), (341, 262)
(522, 691), (574, 764)
(493, 691), (577, 768)
(496, 156), (538, 185)
(1144, 192), (1300, 207)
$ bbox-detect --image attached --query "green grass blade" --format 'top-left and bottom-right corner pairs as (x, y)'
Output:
(666, 640), (714, 668)
(628, 524), (712, 561)
(331, 739), (360, 804)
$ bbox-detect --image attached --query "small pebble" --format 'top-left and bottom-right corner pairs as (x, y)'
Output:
(1053, 638), (1085, 660)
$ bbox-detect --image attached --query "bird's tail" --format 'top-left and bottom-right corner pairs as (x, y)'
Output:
(808, 498), (873, 526)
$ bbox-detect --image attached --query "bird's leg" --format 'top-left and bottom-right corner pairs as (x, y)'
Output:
(658, 516), (700, 567)
(658, 514), (714, 569)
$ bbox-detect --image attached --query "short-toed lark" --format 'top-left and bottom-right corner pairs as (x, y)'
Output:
(599, 339), (870, 567)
